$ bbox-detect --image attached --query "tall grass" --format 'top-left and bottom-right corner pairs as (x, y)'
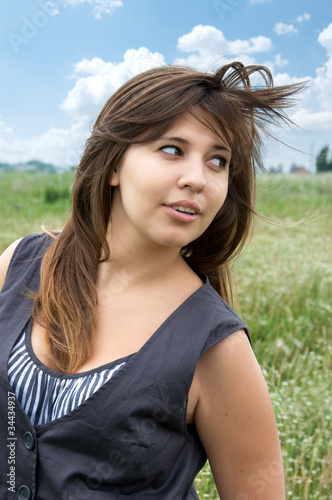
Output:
(0, 171), (72, 251)
(0, 172), (331, 499)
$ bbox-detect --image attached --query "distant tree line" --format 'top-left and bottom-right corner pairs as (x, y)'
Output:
(316, 146), (332, 172)
(0, 160), (75, 173)
(0, 159), (57, 173)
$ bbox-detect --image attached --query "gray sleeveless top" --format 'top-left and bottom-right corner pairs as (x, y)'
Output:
(0, 233), (250, 500)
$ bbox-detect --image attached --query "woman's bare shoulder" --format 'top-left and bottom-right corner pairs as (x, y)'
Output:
(193, 330), (285, 499)
(0, 238), (23, 292)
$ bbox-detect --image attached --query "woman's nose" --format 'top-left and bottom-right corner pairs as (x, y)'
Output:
(177, 158), (207, 192)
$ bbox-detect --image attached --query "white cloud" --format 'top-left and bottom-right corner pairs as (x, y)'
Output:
(63, 0), (123, 19)
(61, 47), (166, 119)
(273, 13), (310, 40)
(296, 12), (311, 24)
(175, 25), (272, 70)
(268, 22), (332, 140)
(0, 119), (14, 136)
(274, 22), (298, 35)
(291, 109), (332, 131)
(318, 22), (332, 54)
(259, 54), (289, 76)
(178, 25), (272, 55)
(314, 23), (332, 110)
(0, 121), (88, 167)
(249, 0), (271, 3)
(273, 72), (305, 87)
(46, 2), (61, 16)
(274, 54), (289, 68)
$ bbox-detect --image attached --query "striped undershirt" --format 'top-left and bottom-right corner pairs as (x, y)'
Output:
(8, 323), (126, 426)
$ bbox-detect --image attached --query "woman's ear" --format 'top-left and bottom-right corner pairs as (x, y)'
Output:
(109, 167), (120, 186)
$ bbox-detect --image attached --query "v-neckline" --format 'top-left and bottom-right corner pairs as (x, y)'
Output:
(25, 319), (135, 379)
(30, 277), (211, 429)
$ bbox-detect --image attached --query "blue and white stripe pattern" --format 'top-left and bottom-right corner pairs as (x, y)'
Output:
(8, 329), (125, 426)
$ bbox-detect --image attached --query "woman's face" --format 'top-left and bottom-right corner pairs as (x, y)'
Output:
(109, 112), (231, 252)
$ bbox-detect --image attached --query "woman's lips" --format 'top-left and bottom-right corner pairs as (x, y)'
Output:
(164, 202), (201, 222)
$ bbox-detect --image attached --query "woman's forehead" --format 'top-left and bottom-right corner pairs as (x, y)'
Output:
(163, 110), (232, 149)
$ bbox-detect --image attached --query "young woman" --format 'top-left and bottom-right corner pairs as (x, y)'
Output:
(0, 62), (302, 499)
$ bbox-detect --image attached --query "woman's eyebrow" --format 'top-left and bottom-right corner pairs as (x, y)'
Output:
(158, 135), (231, 153)
(158, 135), (190, 145)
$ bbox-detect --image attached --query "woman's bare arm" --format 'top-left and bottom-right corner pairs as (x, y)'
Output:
(194, 329), (285, 500)
(0, 239), (22, 292)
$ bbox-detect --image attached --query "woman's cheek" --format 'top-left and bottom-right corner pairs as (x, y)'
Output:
(205, 181), (228, 204)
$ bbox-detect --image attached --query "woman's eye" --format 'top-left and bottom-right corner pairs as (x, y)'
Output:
(160, 145), (182, 156)
(208, 156), (228, 170)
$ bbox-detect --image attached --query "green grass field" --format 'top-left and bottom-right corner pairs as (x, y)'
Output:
(0, 171), (331, 499)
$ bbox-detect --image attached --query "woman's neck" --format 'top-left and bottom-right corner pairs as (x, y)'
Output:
(100, 222), (190, 289)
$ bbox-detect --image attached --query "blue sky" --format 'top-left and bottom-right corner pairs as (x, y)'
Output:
(1, 0), (332, 171)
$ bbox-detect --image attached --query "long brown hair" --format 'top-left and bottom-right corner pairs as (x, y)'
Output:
(33, 62), (304, 372)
